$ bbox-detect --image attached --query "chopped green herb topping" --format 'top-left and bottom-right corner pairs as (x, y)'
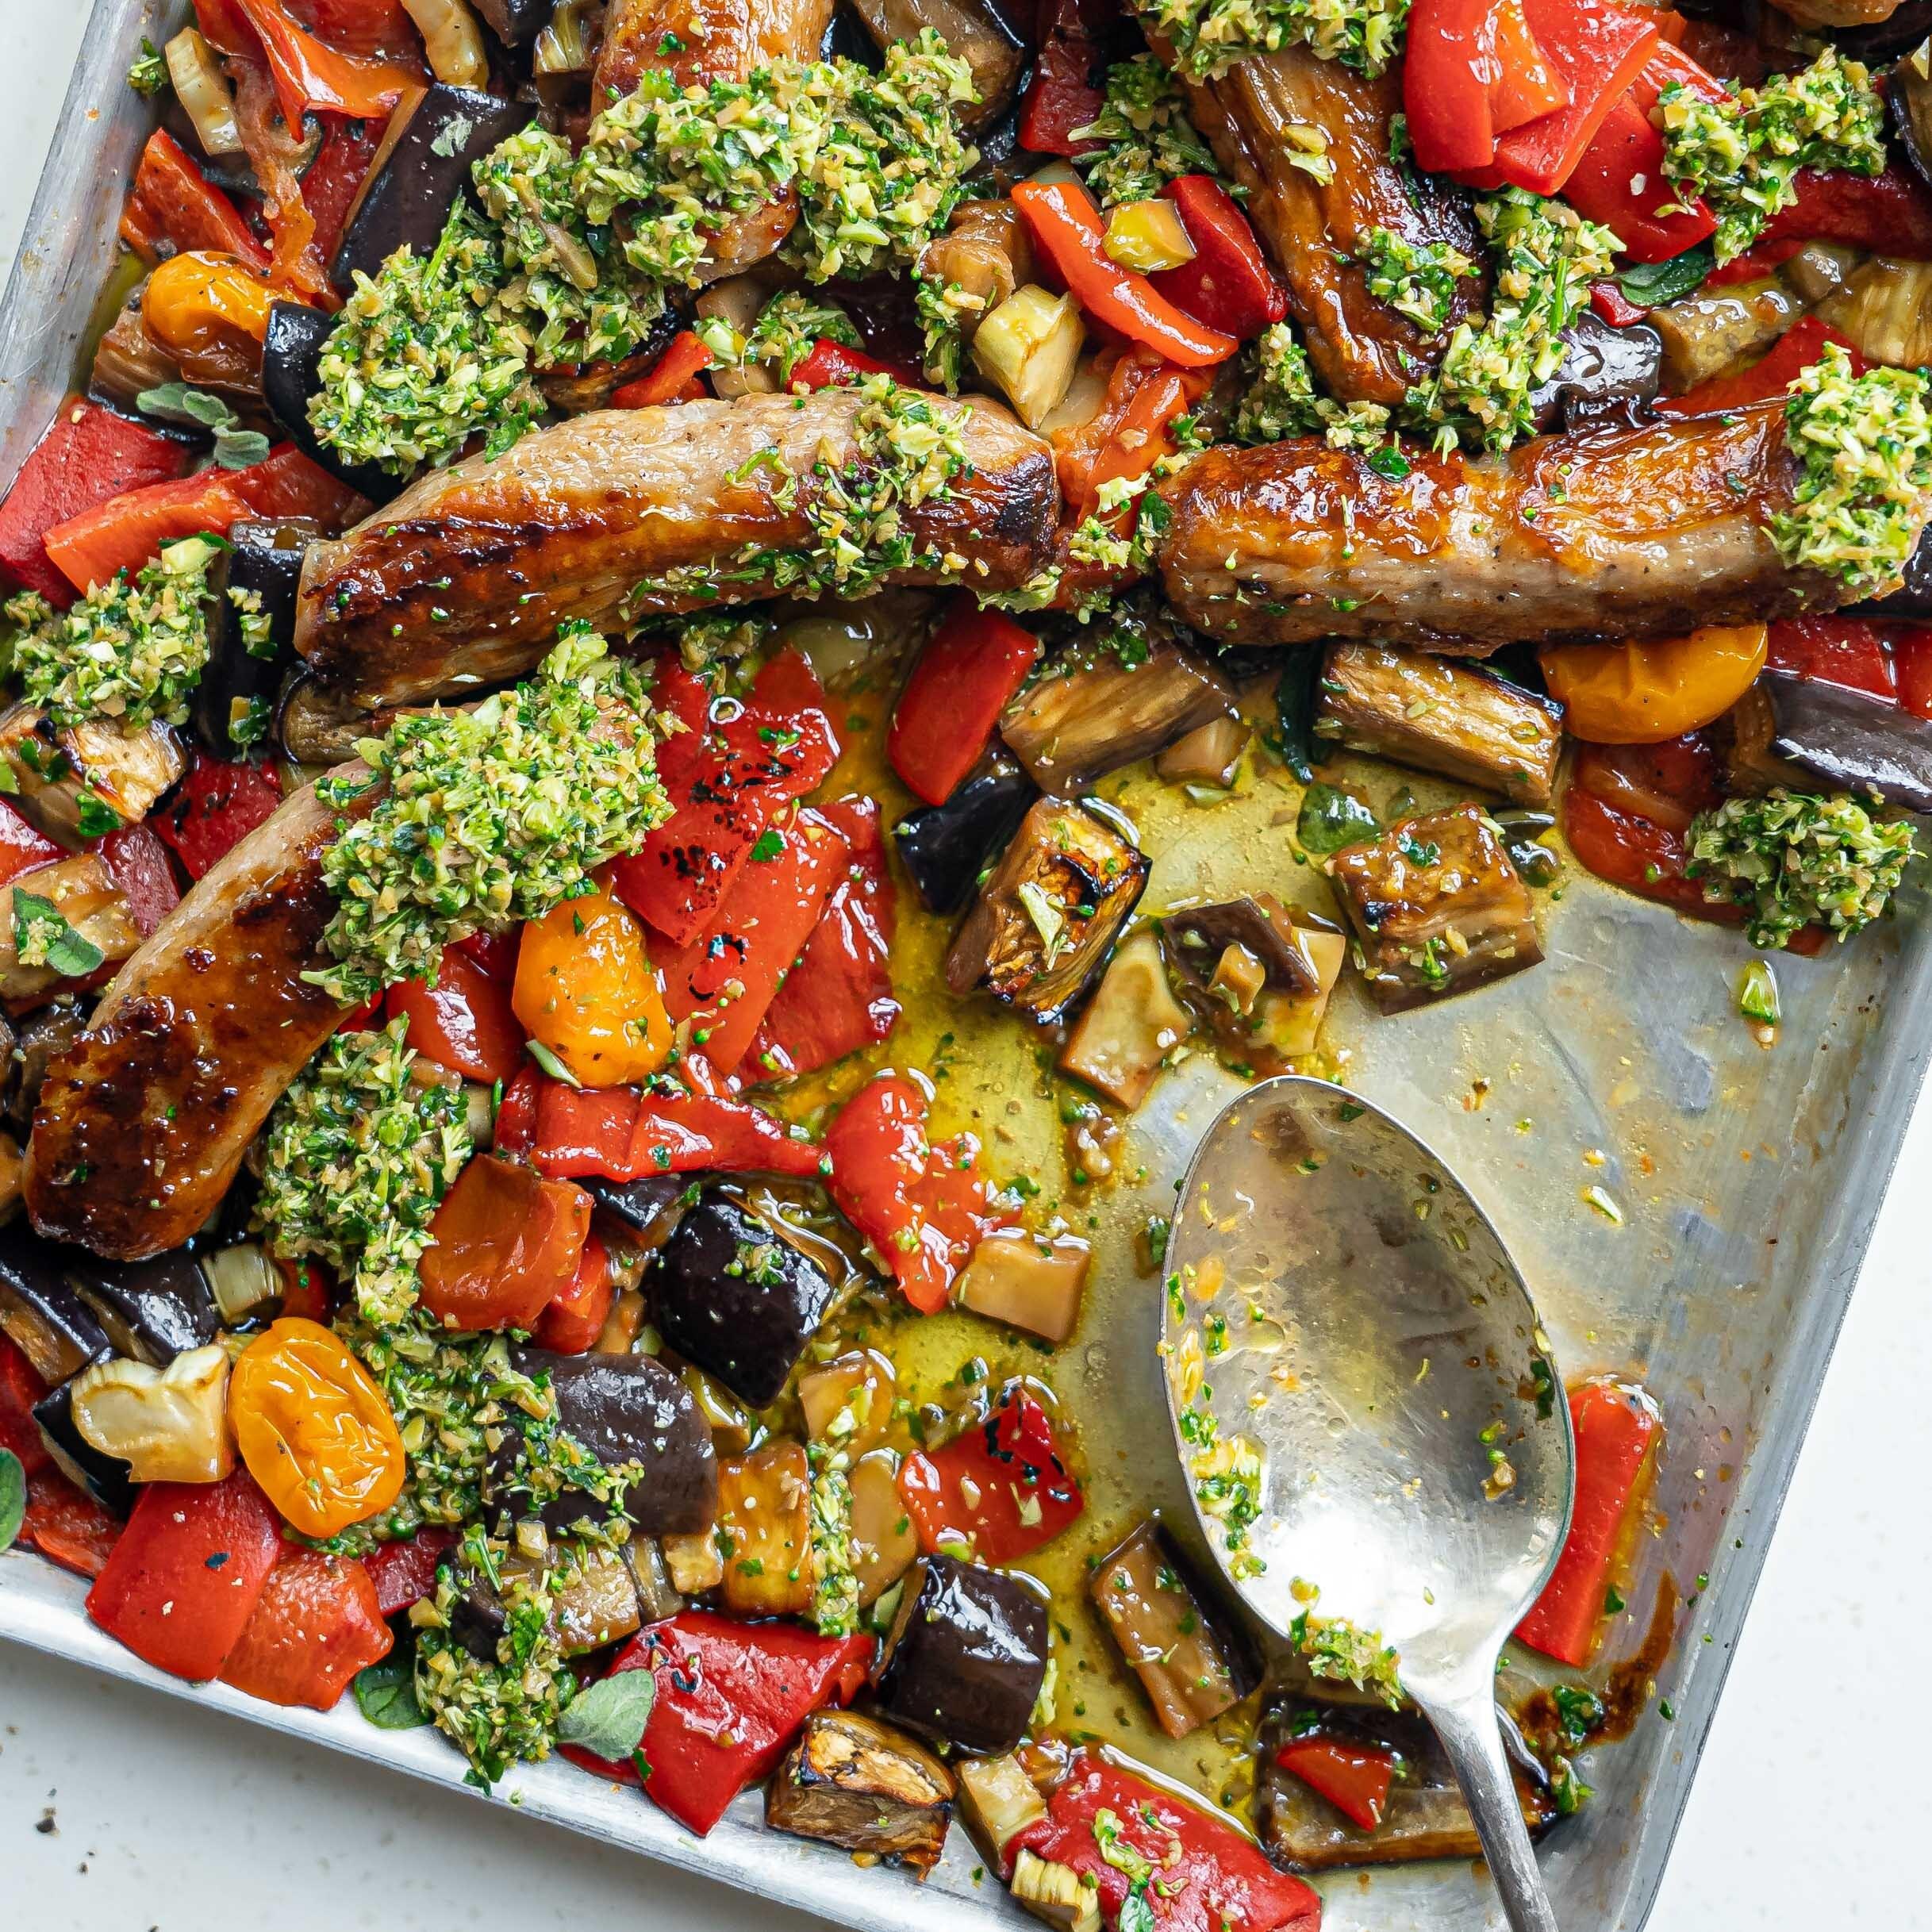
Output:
(1686, 789), (1914, 950)
(1357, 226), (1476, 336)
(1070, 55), (1223, 208)
(1289, 1604), (1402, 1706)
(808, 1458), (860, 1638)
(1232, 323), (1397, 452)
(742, 290), (862, 386)
(127, 36), (167, 96)
(1130, 0), (1409, 79)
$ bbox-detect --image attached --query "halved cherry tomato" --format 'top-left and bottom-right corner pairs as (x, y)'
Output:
(142, 252), (275, 389)
(533, 1231), (613, 1354)
(512, 885), (672, 1088)
(419, 1154), (593, 1332)
(1539, 624), (1766, 743)
(387, 948), (525, 1084)
(229, 1316), (407, 1538)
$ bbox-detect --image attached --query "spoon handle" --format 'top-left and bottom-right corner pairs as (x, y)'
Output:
(1413, 1672), (1560, 1932)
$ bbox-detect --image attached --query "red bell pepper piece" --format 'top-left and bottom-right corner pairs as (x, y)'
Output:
(1012, 179), (1238, 370)
(229, 0), (416, 132)
(420, 1155), (592, 1332)
(533, 1230), (615, 1354)
(0, 1331), (50, 1476)
(1588, 279), (1649, 328)
(1274, 1736), (1396, 1833)
(1895, 628), (1932, 721)
(1488, 0), (1572, 134)
(86, 1469), (287, 1681)
(119, 129), (271, 273)
(887, 596), (1042, 807)
(98, 824), (182, 938)
(1151, 176), (1288, 344)
(453, 928), (519, 981)
(609, 329), (716, 409)
(605, 651), (840, 945)
(229, 442), (370, 525)
(1765, 614), (1898, 702)
(1054, 348), (1211, 529)
(898, 1385), (1085, 1565)
(1657, 315), (1861, 417)
(299, 113), (386, 269)
(0, 399), (191, 606)
(1758, 163), (1932, 263)
(1459, 0), (1659, 196)
(362, 1525), (457, 1617)
(0, 799), (63, 893)
(219, 1549), (393, 1711)
(19, 1466), (124, 1579)
(531, 1075), (823, 1181)
(750, 795), (900, 1079)
(1517, 1380), (1661, 1665)
(561, 1612), (873, 1835)
(152, 751), (284, 881)
(1012, 1751), (1323, 1932)
(824, 1072), (1014, 1312)
(386, 948), (526, 1084)
(1405, 0), (1520, 173)
(1020, 0), (1116, 157)
(494, 1064), (541, 1157)
(787, 338), (920, 390)
(652, 805), (851, 1077)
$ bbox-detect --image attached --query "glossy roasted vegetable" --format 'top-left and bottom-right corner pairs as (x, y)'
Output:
(651, 1190), (836, 1409)
(1057, 927), (1193, 1108)
(848, 0), (1023, 125)
(64, 1249), (217, 1366)
(766, 1709), (956, 1877)
(1326, 805), (1545, 1013)
(956, 1753), (1048, 1880)
(972, 286), (1086, 430)
(798, 1348), (896, 1453)
(956, 1229), (1090, 1343)
(893, 747), (1039, 915)
(259, 302), (397, 504)
(1526, 313), (1662, 433)
(471, 0), (551, 41)
(1819, 258), (1932, 370)
(0, 1221), (109, 1383)
(715, 1440), (814, 1619)
(1892, 38), (1932, 190)
(0, 705), (186, 847)
(32, 1365), (136, 1515)
(194, 517), (317, 755)
(1162, 894), (1321, 1001)
(70, 1343), (233, 1485)
(0, 853), (140, 1005)
(872, 1551), (1050, 1757)
(1729, 673), (1932, 813)
(1314, 644), (1565, 805)
(945, 797), (1149, 1024)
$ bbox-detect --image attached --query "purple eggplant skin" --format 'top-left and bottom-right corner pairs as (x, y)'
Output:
(32, 1363), (135, 1516)
(651, 1191), (835, 1409)
(260, 303), (398, 505)
(1854, 520), (1932, 620)
(1527, 313), (1663, 434)
(893, 747), (1039, 916)
(193, 517), (321, 756)
(0, 1220), (111, 1385)
(871, 1553), (1050, 1757)
(64, 1250), (217, 1368)
(1760, 670), (1932, 815)
(471, 0), (551, 44)
(497, 1349), (719, 1537)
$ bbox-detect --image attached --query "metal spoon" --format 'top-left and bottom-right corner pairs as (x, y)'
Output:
(1161, 1074), (1575, 1932)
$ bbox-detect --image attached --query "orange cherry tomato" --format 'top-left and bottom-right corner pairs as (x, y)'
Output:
(419, 1154), (592, 1332)
(513, 885), (672, 1087)
(1539, 624), (1767, 744)
(229, 1318), (406, 1538)
(141, 252), (275, 387)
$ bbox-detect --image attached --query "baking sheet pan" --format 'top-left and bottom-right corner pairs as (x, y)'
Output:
(5, 6), (1931, 1927)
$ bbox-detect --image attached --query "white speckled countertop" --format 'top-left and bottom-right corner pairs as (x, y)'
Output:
(0, 17), (1924, 1928)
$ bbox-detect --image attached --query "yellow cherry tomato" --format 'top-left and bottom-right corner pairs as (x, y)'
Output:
(142, 251), (275, 387)
(1538, 624), (1769, 744)
(513, 884), (672, 1086)
(229, 1318), (405, 1538)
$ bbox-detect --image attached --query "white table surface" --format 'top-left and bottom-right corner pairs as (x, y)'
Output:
(0, 22), (1923, 1929)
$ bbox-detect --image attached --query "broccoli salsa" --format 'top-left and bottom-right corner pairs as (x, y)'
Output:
(1, 0), (1930, 1923)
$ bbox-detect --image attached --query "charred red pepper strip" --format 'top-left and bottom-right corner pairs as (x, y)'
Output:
(20, 1466), (124, 1580)
(789, 337), (921, 390)
(888, 596), (1042, 807)
(362, 1525), (457, 1617)
(300, 113), (386, 267)
(1588, 280), (1648, 328)
(1657, 315), (1861, 417)
(494, 1065), (541, 1157)
(531, 1075), (824, 1181)
(152, 751), (284, 881)
(0, 1332), (50, 1476)
(610, 329), (716, 408)
(1019, 0), (1116, 157)
(1760, 163), (1932, 263)
(1012, 179), (1238, 369)
(386, 948), (526, 1084)
(98, 825), (182, 939)
(1516, 1380), (1661, 1665)
(1012, 1751), (1323, 1932)
(605, 651), (840, 946)
(560, 1613), (873, 1835)
(750, 795), (901, 1079)
(651, 805), (851, 1077)
(218, 1549), (393, 1711)
(86, 1469), (287, 1681)
(1152, 176), (1289, 344)
(230, 0), (416, 130)
(824, 1071), (1014, 1312)
(898, 1385), (1085, 1565)
(1275, 1736), (1396, 1833)
(119, 129), (272, 272)
(0, 398), (192, 605)
(228, 443), (370, 525)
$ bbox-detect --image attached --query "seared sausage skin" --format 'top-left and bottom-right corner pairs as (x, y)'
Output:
(1157, 400), (1857, 652)
(296, 391), (1059, 707)
(25, 780), (372, 1260)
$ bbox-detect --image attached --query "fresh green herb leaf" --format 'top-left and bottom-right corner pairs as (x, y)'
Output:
(353, 1650), (432, 1729)
(556, 1666), (657, 1758)
(13, 889), (106, 978)
(749, 828), (785, 862)
(525, 1039), (582, 1089)
(1296, 782), (1380, 856)
(0, 1446), (23, 1551)
(1615, 244), (1713, 309)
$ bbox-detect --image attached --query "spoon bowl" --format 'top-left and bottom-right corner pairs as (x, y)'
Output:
(1162, 1075), (1575, 1930)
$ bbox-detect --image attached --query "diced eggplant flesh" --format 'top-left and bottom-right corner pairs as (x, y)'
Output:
(1728, 670), (1932, 813)
(499, 1348), (718, 1536)
(0, 853), (140, 1006)
(1325, 804), (1543, 1013)
(873, 1552), (1050, 1757)
(193, 517), (319, 756)
(1894, 43), (1932, 196)
(0, 703), (186, 847)
(767, 1708), (957, 1878)
(894, 747), (1039, 916)
(0, 1220), (110, 1382)
(33, 1362), (136, 1515)
(1162, 893), (1321, 997)
(261, 303), (397, 504)
(715, 1440), (814, 1619)
(999, 639), (1236, 792)
(956, 1752), (1047, 1880)
(945, 797), (1149, 1025)
(64, 1249), (217, 1366)
(956, 1229), (1089, 1343)
(1313, 643), (1565, 805)
(1089, 1517), (1257, 1741)
(651, 1189), (835, 1408)
(1058, 927), (1193, 1109)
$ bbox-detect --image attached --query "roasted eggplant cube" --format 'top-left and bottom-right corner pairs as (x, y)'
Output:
(1313, 643), (1564, 805)
(584, 1173), (688, 1244)
(945, 798), (1149, 1024)
(193, 517), (319, 755)
(767, 1709), (957, 1879)
(0, 852), (140, 1006)
(1325, 805), (1543, 1013)
(1734, 670), (1932, 814)
(331, 86), (538, 290)
(0, 702), (186, 846)
(999, 639), (1235, 791)
(715, 1440), (814, 1619)
(1525, 311), (1662, 435)
(1089, 1517), (1258, 1741)
(33, 1363), (136, 1515)
(1058, 927), (1193, 1109)
(471, 0), (551, 45)
(0, 1220), (110, 1382)
(64, 1250), (217, 1366)
(872, 1552), (1050, 1757)
(502, 1348), (718, 1537)
(651, 1191), (835, 1409)
(895, 747), (1038, 916)
(261, 303), (395, 505)
(1162, 894), (1322, 1004)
